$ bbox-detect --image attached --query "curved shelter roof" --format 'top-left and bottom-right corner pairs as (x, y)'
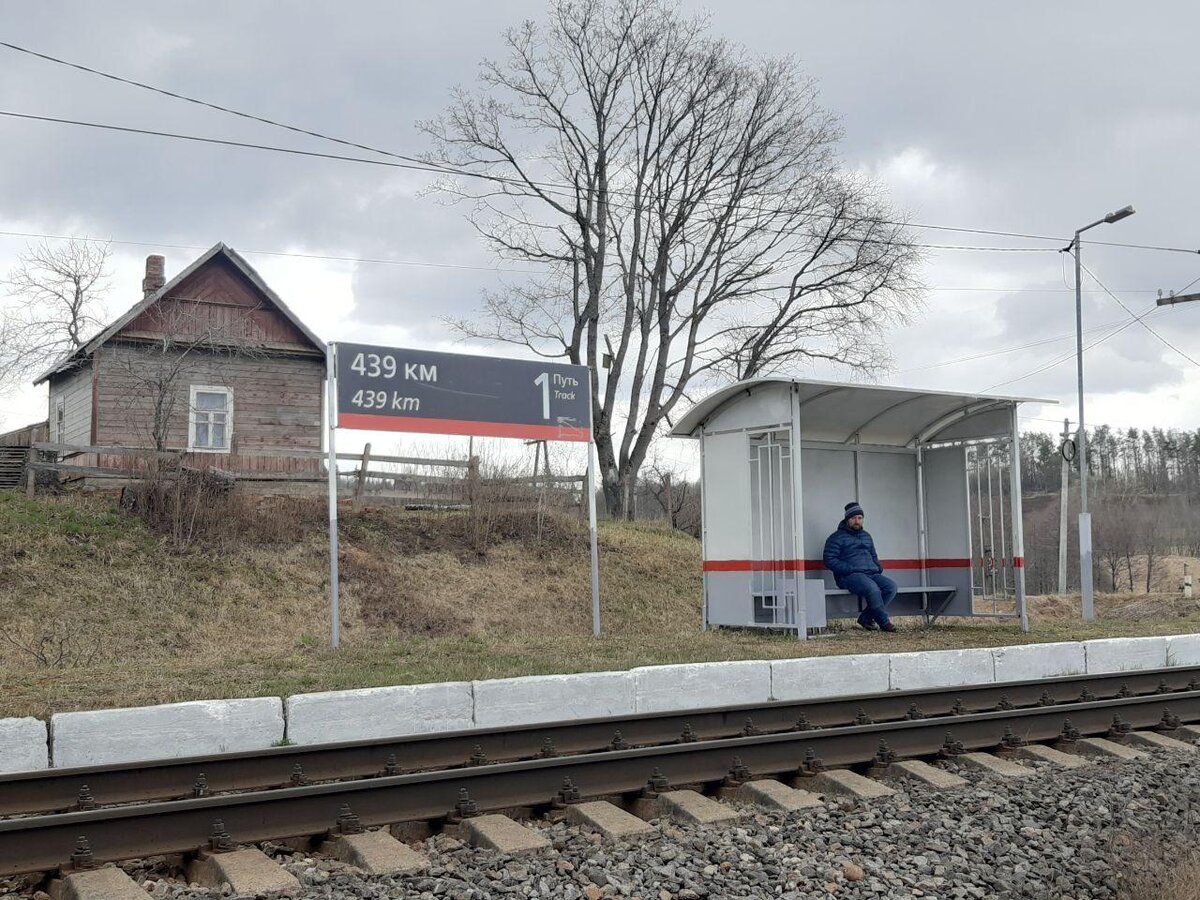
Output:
(670, 378), (1053, 447)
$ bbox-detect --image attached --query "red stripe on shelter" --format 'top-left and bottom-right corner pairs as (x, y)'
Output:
(339, 412), (591, 442)
(702, 557), (971, 573)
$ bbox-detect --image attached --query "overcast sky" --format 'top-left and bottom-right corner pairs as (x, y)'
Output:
(1, 1), (1197, 463)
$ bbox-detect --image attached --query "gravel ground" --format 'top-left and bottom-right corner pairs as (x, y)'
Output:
(8, 748), (1199, 900)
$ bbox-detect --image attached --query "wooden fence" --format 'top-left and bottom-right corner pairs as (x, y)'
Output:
(23, 441), (587, 511)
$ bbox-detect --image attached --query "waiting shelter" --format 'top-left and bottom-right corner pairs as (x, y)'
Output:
(670, 378), (1050, 638)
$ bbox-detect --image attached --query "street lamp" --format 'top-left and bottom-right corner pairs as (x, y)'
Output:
(1066, 204), (1134, 621)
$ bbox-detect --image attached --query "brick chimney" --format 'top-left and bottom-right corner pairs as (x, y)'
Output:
(142, 254), (165, 299)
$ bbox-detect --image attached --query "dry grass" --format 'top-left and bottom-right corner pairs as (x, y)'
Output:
(1113, 823), (1200, 900)
(3, 491), (1200, 719)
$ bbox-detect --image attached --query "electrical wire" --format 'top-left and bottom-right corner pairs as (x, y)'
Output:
(2, 40), (1199, 256)
(0, 228), (540, 274)
(897, 313), (1158, 374)
(981, 303), (1165, 391)
(0, 40), (455, 173)
(0, 112), (1064, 257)
(1079, 260), (1200, 369)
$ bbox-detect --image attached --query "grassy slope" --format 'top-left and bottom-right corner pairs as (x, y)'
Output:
(2, 492), (1199, 719)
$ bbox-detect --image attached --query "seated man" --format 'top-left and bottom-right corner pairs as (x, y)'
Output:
(822, 501), (898, 632)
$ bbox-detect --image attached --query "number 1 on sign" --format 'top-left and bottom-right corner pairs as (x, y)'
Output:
(534, 372), (550, 420)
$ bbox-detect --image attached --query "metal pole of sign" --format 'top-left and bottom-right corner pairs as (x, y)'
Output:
(586, 438), (601, 636)
(585, 367), (601, 636)
(325, 342), (341, 649)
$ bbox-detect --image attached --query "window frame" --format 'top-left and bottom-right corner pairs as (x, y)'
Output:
(54, 395), (66, 443)
(188, 384), (233, 454)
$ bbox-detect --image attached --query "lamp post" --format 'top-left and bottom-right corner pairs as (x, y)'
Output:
(1067, 204), (1134, 621)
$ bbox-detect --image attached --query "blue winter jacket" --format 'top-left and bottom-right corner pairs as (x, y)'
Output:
(822, 521), (882, 588)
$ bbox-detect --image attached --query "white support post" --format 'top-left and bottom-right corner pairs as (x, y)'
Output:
(1009, 405), (1029, 632)
(325, 342), (341, 649)
(789, 387), (807, 640)
(699, 431), (710, 631)
(916, 445), (929, 590)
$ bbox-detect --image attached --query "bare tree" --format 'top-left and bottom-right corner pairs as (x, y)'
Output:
(423, 0), (922, 516)
(0, 239), (111, 387)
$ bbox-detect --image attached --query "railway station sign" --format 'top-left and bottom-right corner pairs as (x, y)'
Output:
(333, 342), (592, 442)
(324, 341), (603, 648)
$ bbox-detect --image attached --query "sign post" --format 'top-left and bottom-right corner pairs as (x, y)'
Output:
(325, 343), (599, 646)
(326, 342), (341, 649)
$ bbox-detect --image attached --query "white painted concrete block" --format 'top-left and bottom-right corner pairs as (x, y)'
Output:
(992, 642), (1086, 683)
(770, 654), (890, 701)
(51, 697), (284, 768)
(1166, 633), (1200, 668)
(633, 660), (771, 713)
(0, 717), (49, 773)
(286, 682), (473, 745)
(888, 648), (994, 691)
(1084, 636), (1169, 674)
(473, 671), (634, 728)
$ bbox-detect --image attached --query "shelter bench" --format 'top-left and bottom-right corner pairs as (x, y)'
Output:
(823, 585), (958, 626)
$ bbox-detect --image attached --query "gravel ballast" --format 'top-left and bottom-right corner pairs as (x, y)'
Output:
(12, 748), (1198, 899)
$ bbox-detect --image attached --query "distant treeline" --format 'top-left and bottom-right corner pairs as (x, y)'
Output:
(1021, 426), (1200, 496)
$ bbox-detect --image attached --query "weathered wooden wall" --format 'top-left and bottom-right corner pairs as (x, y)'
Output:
(94, 344), (324, 473)
(46, 364), (93, 445)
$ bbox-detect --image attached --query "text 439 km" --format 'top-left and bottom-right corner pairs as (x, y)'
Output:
(351, 390), (420, 412)
(349, 352), (438, 382)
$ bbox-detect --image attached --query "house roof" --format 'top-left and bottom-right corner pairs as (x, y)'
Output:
(670, 376), (1055, 447)
(34, 242), (325, 384)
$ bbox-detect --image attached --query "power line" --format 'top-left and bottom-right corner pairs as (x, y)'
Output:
(981, 302), (1165, 391)
(0, 111), (1051, 256)
(0, 112), (1062, 257)
(7, 38), (1200, 256)
(0, 40), (459, 175)
(1079, 259), (1200, 369)
(0, 109), (464, 178)
(7, 103), (1192, 257)
(897, 312), (1162, 374)
(3, 36), (1200, 259)
(0, 228), (540, 274)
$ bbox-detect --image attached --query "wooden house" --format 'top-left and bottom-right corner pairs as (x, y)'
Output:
(34, 243), (326, 475)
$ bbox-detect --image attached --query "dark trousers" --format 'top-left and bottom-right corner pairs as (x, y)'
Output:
(843, 572), (898, 627)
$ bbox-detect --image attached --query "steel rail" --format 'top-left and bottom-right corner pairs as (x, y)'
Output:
(1, 690), (1197, 876)
(3, 666), (1196, 818)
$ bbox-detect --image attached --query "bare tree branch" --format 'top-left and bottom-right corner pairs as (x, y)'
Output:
(0, 239), (111, 389)
(423, 0), (923, 516)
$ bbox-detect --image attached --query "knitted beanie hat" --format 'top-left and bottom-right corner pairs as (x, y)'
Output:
(843, 501), (865, 520)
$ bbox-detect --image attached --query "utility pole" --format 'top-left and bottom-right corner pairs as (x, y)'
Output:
(1057, 418), (1070, 595)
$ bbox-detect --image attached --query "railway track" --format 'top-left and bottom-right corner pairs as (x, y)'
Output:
(3, 666), (1198, 877)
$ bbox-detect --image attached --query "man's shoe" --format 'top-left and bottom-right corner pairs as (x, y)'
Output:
(856, 619), (878, 631)
(880, 622), (897, 633)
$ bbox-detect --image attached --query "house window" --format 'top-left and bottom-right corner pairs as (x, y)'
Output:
(189, 385), (232, 452)
(54, 397), (66, 442)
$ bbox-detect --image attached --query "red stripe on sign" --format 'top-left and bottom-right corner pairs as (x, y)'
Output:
(702, 558), (971, 573)
(1013, 557), (1025, 568)
(338, 412), (591, 442)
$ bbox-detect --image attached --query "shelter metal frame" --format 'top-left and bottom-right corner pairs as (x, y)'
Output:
(673, 379), (1048, 638)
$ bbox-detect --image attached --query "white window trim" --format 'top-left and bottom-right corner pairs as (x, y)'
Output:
(188, 384), (233, 454)
(54, 396), (66, 443)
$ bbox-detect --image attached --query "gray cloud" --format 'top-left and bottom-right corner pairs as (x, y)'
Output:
(1, 0), (1198, 434)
